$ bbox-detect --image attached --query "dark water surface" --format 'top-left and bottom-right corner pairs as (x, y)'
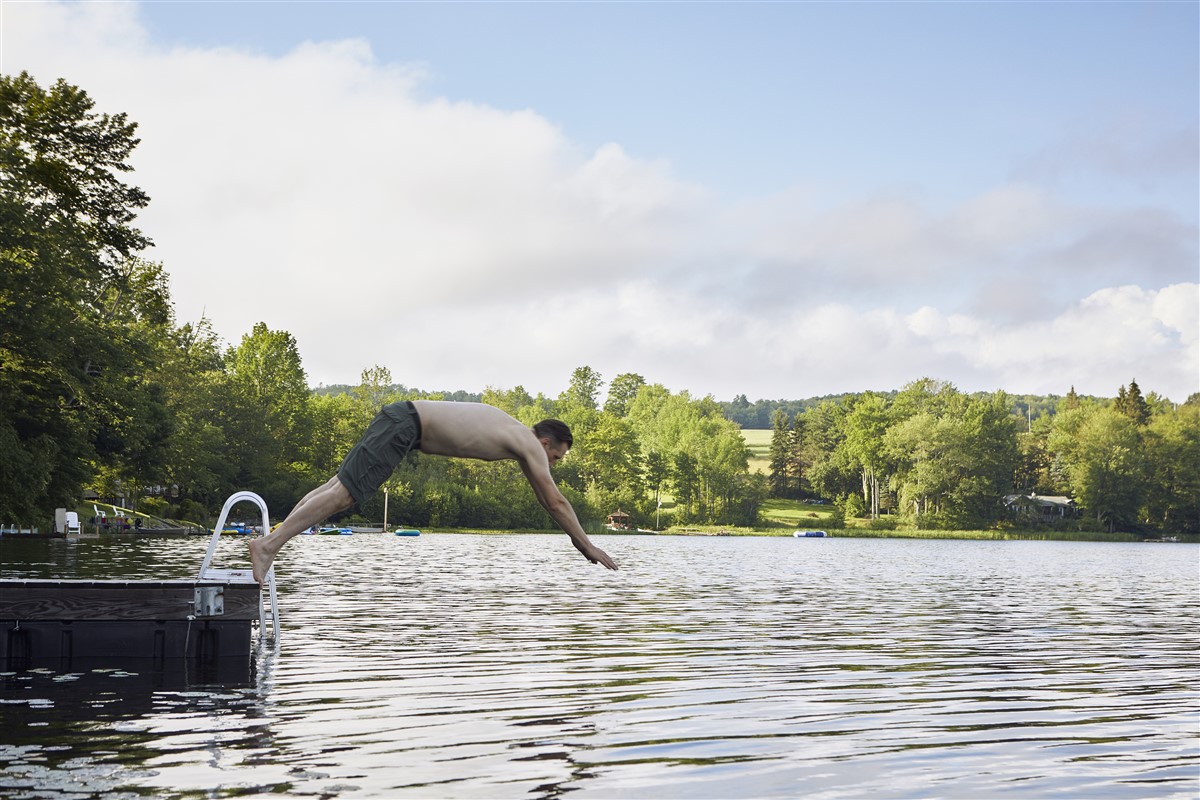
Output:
(1, 533), (1197, 798)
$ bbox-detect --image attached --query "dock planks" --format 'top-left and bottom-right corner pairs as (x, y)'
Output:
(1, 579), (262, 667)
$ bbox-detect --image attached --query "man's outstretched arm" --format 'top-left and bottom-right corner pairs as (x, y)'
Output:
(519, 460), (618, 570)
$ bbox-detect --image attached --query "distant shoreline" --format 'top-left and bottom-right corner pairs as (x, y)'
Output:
(433, 527), (1197, 544)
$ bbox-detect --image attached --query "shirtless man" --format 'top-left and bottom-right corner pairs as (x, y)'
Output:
(249, 400), (618, 582)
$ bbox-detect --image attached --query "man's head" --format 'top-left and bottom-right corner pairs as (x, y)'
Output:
(533, 419), (573, 466)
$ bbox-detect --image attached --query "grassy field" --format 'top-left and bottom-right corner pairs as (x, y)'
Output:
(760, 498), (835, 527)
(742, 428), (772, 474)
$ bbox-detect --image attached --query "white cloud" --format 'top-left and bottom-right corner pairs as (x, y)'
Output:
(6, 2), (1197, 403)
(901, 284), (1200, 400)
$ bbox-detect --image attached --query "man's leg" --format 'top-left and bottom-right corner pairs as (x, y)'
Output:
(249, 475), (354, 582)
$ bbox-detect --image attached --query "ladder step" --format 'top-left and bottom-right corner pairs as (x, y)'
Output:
(199, 491), (280, 647)
(200, 568), (257, 583)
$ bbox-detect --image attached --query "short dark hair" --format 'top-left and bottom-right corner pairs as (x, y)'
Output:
(533, 419), (573, 447)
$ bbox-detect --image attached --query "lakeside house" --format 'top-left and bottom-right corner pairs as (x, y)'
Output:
(1003, 493), (1078, 520)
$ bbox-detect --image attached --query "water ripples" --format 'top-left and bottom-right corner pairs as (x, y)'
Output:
(1, 533), (1197, 797)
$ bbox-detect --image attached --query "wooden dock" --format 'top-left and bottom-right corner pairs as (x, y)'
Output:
(3, 491), (279, 674)
(1, 578), (262, 668)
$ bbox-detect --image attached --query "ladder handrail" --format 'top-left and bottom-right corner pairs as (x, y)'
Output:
(199, 491), (280, 645)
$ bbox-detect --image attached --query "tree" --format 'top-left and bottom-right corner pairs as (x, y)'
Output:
(1141, 404), (1200, 534)
(155, 317), (236, 516)
(306, 391), (359, 482)
(768, 409), (793, 497)
(1014, 414), (1061, 496)
(1115, 379), (1150, 426)
(481, 384), (534, 418)
(353, 365), (397, 423)
(604, 372), (646, 417)
(1049, 405), (1146, 531)
(0, 73), (158, 520)
(643, 450), (668, 527)
(801, 399), (857, 504)
(563, 365), (604, 411)
(575, 412), (643, 497)
(670, 451), (699, 516)
(223, 323), (312, 510)
(86, 258), (176, 501)
(842, 393), (891, 518)
(625, 384), (756, 524)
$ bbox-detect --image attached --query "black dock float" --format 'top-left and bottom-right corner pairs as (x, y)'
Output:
(1, 579), (262, 668)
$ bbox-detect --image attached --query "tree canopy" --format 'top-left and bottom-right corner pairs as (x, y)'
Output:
(1, 72), (163, 520)
(3, 74), (1195, 538)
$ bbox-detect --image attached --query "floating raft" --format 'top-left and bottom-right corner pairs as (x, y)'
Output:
(394, 529), (421, 537)
(793, 530), (830, 538)
(1, 577), (261, 666)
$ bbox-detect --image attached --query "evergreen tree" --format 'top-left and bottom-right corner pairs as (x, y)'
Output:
(768, 409), (792, 497)
(787, 414), (807, 498)
(1116, 379), (1151, 426)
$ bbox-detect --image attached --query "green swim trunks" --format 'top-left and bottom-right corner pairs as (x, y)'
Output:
(336, 401), (422, 509)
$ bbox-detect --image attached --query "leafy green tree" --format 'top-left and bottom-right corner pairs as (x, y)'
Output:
(85, 258), (176, 502)
(564, 365), (604, 411)
(1049, 404), (1146, 531)
(223, 323), (312, 510)
(801, 399), (857, 504)
(643, 449), (668, 527)
(842, 393), (891, 518)
(1014, 415), (1062, 495)
(307, 391), (359, 481)
(153, 317), (236, 517)
(481, 384), (535, 418)
(670, 451), (699, 517)
(1141, 403), (1200, 534)
(891, 377), (956, 420)
(353, 365), (398, 422)
(886, 411), (942, 519)
(0, 72), (160, 520)
(692, 407), (752, 520)
(604, 372), (646, 417)
(888, 387), (1019, 528)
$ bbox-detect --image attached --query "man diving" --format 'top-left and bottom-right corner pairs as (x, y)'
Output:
(249, 400), (618, 582)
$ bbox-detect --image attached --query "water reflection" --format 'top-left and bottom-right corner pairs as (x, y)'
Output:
(1, 534), (1197, 798)
(1, 651), (277, 798)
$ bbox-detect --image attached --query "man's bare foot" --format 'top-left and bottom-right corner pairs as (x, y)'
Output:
(249, 536), (280, 584)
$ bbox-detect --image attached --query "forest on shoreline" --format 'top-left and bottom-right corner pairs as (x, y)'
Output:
(3, 73), (1198, 537)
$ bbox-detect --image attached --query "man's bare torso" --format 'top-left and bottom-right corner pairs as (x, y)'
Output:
(412, 400), (538, 463)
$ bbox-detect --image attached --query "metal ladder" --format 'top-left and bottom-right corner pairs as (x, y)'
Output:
(198, 491), (281, 646)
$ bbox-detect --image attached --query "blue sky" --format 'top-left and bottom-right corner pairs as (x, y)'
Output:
(134, 2), (1197, 207)
(5, 1), (1198, 401)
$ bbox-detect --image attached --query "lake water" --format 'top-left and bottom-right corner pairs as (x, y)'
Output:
(1, 533), (1197, 798)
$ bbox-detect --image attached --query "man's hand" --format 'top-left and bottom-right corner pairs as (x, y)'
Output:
(573, 537), (618, 570)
